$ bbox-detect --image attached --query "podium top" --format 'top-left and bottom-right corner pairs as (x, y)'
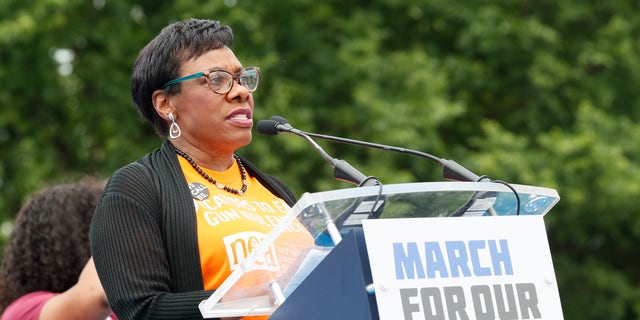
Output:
(301, 180), (558, 216)
(199, 181), (560, 318)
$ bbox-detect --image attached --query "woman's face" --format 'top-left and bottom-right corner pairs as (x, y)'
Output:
(168, 47), (255, 155)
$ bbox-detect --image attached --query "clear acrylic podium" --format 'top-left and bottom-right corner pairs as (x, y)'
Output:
(198, 181), (560, 319)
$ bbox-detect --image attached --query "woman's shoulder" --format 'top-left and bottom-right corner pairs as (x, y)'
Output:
(109, 142), (178, 182)
(106, 147), (167, 189)
(0, 291), (57, 320)
(100, 144), (181, 210)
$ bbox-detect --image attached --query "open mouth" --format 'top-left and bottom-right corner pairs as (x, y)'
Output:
(227, 108), (253, 127)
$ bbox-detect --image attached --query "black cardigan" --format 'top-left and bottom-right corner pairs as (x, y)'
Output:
(90, 141), (296, 320)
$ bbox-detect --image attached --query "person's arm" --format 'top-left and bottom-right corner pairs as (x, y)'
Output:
(39, 257), (113, 320)
(90, 163), (213, 319)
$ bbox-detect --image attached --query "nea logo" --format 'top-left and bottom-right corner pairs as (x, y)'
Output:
(223, 231), (281, 272)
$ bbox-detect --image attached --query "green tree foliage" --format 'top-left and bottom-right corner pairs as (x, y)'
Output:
(1, 0), (639, 318)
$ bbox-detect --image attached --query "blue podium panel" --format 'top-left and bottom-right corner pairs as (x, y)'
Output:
(270, 230), (377, 320)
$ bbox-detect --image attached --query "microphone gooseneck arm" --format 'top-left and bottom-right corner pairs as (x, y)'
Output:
(301, 130), (486, 182)
(286, 129), (375, 186)
(257, 117), (380, 187)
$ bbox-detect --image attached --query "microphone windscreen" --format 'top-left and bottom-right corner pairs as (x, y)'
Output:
(256, 119), (280, 135)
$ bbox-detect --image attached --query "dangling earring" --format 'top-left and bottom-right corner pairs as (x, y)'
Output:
(168, 113), (181, 139)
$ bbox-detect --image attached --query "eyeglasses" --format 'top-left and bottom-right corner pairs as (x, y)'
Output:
(162, 67), (260, 94)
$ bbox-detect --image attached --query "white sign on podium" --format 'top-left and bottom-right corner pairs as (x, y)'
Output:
(363, 215), (564, 319)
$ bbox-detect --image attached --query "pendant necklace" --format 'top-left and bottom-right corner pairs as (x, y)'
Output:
(175, 148), (247, 196)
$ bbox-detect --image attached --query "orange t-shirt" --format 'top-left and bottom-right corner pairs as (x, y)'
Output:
(178, 155), (313, 319)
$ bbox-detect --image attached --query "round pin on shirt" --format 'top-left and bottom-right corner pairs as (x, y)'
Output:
(189, 182), (210, 201)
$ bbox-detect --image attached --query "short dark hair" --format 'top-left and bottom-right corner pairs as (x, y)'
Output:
(131, 18), (234, 137)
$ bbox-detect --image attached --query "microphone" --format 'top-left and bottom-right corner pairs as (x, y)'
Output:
(258, 117), (520, 223)
(257, 116), (487, 182)
(257, 116), (380, 187)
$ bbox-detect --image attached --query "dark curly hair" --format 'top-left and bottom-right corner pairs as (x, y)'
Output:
(0, 177), (105, 313)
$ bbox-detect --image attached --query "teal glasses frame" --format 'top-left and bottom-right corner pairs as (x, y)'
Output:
(161, 67), (260, 94)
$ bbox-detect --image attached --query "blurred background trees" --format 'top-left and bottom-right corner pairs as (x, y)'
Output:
(1, 0), (639, 318)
